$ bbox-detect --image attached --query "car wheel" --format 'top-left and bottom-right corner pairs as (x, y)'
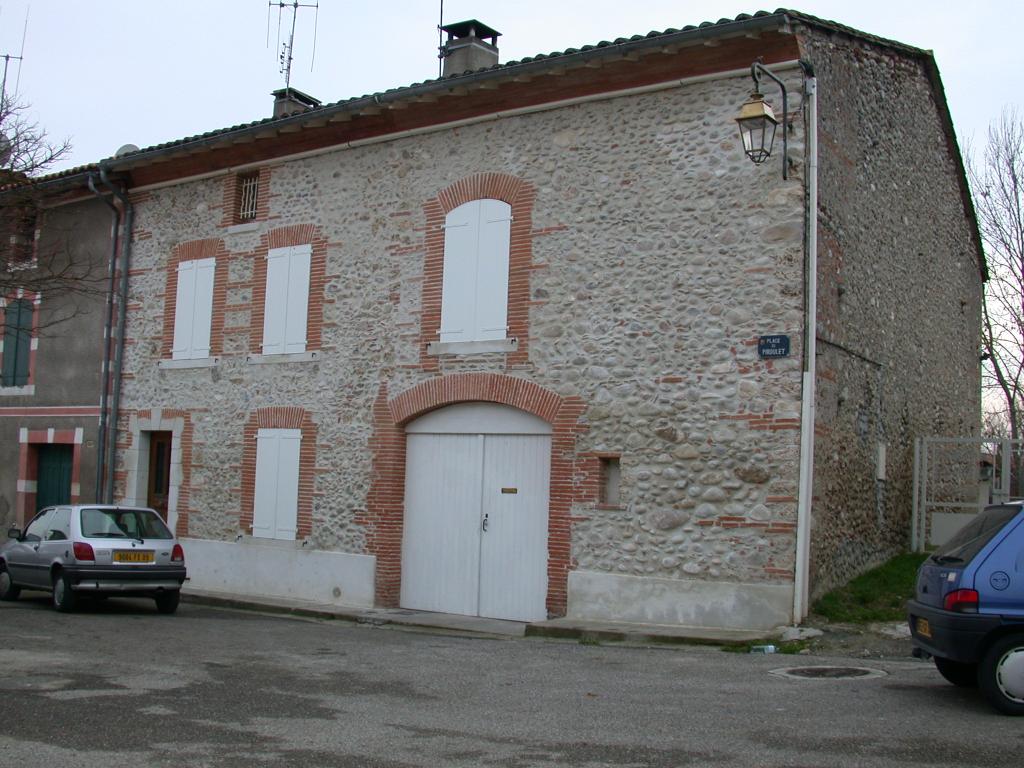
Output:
(51, 571), (77, 613)
(934, 656), (978, 687)
(979, 634), (1024, 716)
(154, 591), (180, 615)
(0, 565), (20, 601)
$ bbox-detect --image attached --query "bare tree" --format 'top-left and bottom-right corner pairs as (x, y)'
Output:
(0, 91), (71, 175)
(969, 109), (1024, 493)
(1, 91), (105, 317)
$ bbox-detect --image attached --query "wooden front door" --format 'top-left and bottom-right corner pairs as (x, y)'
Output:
(147, 431), (172, 520)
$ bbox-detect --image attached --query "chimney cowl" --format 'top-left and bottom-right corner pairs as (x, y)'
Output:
(440, 19), (501, 77)
(272, 87), (322, 119)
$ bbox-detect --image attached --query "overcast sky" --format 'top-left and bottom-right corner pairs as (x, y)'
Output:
(1, 0), (1021, 173)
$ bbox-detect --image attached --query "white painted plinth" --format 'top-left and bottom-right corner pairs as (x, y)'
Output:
(567, 570), (794, 631)
(180, 537), (376, 608)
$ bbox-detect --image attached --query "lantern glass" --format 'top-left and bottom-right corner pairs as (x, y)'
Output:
(735, 93), (778, 165)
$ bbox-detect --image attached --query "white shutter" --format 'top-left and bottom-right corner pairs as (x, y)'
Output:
(273, 430), (300, 540)
(252, 429), (280, 539)
(262, 245), (310, 355)
(439, 202), (479, 343)
(171, 260), (196, 360)
(439, 200), (510, 343)
(474, 200), (511, 341)
(284, 244), (311, 354)
(253, 428), (300, 541)
(190, 257), (215, 358)
(171, 257), (215, 360)
(262, 248), (290, 355)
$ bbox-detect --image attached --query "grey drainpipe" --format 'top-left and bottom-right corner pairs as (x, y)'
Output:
(97, 168), (134, 504)
(86, 173), (121, 503)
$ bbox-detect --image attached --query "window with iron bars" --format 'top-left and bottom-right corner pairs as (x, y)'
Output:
(237, 172), (260, 222)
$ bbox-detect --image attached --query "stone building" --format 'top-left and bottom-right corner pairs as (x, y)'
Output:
(21, 9), (983, 630)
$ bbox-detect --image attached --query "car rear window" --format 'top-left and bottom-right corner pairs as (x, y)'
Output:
(80, 508), (173, 540)
(930, 504), (1022, 564)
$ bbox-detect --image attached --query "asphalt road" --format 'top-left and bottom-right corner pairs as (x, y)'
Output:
(0, 595), (1019, 767)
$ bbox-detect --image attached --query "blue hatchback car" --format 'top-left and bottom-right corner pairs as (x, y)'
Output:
(907, 502), (1024, 715)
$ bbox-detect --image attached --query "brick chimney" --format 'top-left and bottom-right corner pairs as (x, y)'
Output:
(440, 20), (501, 77)
(272, 87), (322, 118)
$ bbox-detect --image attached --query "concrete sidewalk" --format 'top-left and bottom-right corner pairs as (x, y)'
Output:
(181, 587), (769, 646)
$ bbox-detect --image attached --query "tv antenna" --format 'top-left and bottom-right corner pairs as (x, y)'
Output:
(267, 0), (319, 89)
(437, 0), (444, 78)
(1, 5), (30, 103)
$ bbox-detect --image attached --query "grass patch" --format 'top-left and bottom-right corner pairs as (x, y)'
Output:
(811, 552), (928, 623)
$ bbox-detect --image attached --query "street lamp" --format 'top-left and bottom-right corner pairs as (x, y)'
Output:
(735, 61), (788, 179)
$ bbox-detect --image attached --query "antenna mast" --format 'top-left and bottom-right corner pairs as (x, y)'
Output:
(268, 0), (319, 90)
(437, 0), (445, 78)
(1, 6), (29, 104)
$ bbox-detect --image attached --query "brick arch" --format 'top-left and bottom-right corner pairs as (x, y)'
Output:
(362, 373), (588, 618)
(436, 172), (532, 213)
(239, 407), (318, 539)
(419, 173), (537, 370)
(389, 373), (564, 426)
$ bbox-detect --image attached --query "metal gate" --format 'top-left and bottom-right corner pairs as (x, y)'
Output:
(911, 437), (1024, 550)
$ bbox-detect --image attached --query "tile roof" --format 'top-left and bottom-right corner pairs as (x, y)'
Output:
(35, 8), (931, 185)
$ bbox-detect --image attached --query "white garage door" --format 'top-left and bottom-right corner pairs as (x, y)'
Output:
(401, 403), (551, 622)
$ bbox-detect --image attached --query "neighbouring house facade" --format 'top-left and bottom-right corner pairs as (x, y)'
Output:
(18, 10), (983, 630)
(0, 188), (114, 531)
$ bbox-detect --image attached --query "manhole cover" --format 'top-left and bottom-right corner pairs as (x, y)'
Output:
(770, 666), (887, 681)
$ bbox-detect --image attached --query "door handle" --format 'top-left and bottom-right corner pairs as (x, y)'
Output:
(482, 513), (489, 532)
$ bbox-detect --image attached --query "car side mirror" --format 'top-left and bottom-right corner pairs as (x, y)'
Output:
(7, 527), (21, 540)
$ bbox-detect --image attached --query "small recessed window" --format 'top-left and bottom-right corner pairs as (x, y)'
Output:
(237, 172), (260, 222)
(600, 456), (621, 507)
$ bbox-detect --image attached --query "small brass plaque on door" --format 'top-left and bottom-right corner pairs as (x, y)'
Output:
(501, 487), (518, 494)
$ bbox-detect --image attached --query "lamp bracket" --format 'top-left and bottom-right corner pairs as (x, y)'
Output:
(750, 60), (789, 180)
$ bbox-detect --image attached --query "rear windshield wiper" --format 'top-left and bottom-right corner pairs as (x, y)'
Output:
(931, 555), (964, 564)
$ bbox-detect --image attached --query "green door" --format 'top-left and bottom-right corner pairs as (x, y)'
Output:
(36, 445), (73, 511)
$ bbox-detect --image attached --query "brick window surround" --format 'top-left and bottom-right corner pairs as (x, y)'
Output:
(160, 239), (230, 359)
(249, 225), (328, 355)
(220, 167), (272, 227)
(363, 373), (588, 617)
(419, 173), (537, 370)
(240, 407), (317, 539)
(16, 427), (84, 526)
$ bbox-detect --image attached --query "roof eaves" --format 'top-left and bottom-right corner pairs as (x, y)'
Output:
(40, 8), (952, 185)
(73, 10), (792, 176)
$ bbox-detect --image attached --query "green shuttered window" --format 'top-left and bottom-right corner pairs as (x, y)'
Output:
(1, 298), (32, 387)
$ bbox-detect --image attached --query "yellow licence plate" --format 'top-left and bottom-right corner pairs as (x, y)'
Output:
(916, 617), (932, 639)
(114, 550), (154, 563)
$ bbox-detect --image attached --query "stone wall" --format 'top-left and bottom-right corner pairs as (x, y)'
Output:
(802, 26), (984, 596)
(117, 69), (809, 603)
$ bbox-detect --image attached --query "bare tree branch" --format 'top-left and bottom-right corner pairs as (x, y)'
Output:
(1, 91), (107, 322)
(970, 109), (1024, 474)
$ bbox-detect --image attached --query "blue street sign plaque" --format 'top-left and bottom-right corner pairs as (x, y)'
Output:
(758, 335), (790, 359)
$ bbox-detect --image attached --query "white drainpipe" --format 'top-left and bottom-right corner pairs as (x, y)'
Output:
(793, 67), (818, 623)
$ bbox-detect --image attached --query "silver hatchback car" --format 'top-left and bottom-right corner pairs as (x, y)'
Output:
(0, 505), (187, 613)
